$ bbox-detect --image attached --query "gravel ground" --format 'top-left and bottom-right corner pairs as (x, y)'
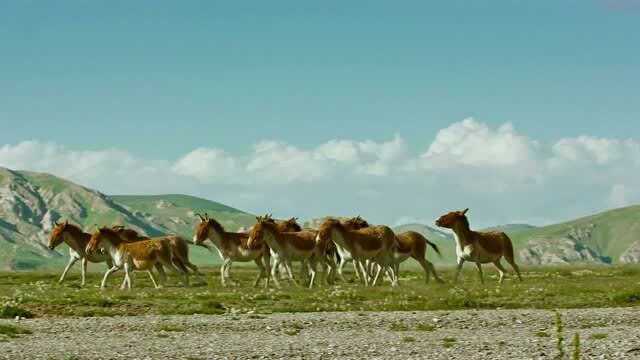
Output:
(2, 308), (640, 359)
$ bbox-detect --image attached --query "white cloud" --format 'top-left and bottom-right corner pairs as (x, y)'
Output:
(551, 136), (640, 166)
(172, 148), (238, 183)
(421, 118), (538, 169)
(1, 120), (639, 226)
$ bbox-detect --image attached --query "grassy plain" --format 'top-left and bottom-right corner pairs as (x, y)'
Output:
(1, 266), (639, 319)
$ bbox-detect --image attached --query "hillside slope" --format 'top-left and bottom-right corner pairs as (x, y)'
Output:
(511, 205), (640, 265)
(0, 168), (254, 270)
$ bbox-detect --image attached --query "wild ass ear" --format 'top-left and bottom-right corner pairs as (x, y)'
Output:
(195, 213), (205, 222)
(461, 208), (469, 215)
(64, 220), (69, 226)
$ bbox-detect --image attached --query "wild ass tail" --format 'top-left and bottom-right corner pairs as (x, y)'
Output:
(502, 233), (516, 262)
(425, 239), (442, 258)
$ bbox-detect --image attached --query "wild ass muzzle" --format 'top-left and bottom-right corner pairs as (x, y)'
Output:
(435, 208), (522, 284)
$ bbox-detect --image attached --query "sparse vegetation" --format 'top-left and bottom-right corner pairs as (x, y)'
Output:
(0, 323), (32, 338)
(402, 336), (416, 343)
(555, 311), (565, 360)
(535, 330), (550, 338)
(157, 324), (186, 332)
(442, 337), (457, 348)
(572, 333), (581, 360)
(0, 305), (33, 319)
(415, 322), (437, 332)
(589, 333), (608, 340)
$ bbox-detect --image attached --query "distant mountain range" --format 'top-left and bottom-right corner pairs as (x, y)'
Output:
(0, 166), (639, 270)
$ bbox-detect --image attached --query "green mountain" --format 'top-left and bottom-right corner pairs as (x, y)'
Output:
(511, 205), (640, 265)
(0, 167), (253, 270)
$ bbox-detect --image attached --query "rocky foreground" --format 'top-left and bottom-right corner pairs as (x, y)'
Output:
(2, 308), (640, 359)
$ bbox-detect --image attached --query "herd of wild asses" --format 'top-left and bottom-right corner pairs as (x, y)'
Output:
(48, 209), (522, 289)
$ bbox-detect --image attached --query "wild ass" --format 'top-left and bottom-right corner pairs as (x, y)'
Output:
(48, 221), (113, 286)
(435, 209), (522, 284)
(86, 227), (187, 289)
(111, 225), (205, 284)
(391, 231), (444, 284)
(192, 213), (300, 287)
(247, 216), (328, 288)
(316, 218), (398, 287)
(330, 216), (370, 283)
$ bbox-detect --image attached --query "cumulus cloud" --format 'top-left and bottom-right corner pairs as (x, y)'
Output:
(172, 148), (239, 183)
(1, 119), (639, 226)
(421, 118), (538, 169)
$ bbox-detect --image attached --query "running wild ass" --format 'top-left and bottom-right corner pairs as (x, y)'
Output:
(316, 218), (398, 287)
(192, 213), (300, 287)
(392, 231), (444, 284)
(248, 216), (328, 288)
(48, 221), (112, 286)
(112, 225), (205, 284)
(435, 209), (522, 284)
(86, 227), (187, 289)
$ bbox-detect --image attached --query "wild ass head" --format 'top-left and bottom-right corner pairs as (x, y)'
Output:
(435, 209), (470, 229)
(86, 227), (121, 254)
(247, 215), (279, 248)
(315, 218), (344, 245)
(193, 213), (225, 246)
(344, 216), (370, 230)
(48, 220), (70, 250)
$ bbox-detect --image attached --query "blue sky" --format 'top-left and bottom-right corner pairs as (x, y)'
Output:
(1, 1), (639, 226)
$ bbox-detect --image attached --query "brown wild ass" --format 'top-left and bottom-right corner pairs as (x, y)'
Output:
(247, 216), (328, 288)
(330, 216), (371, 283)
(111, 225), (205, 284)
(192, 213), (299, 287)
(435, 209), (522, 284)
(86, 227), (187, 289)
(316, 218), (398, 287)
(48, 221), (113, 286)
(392, 231), (444, 284)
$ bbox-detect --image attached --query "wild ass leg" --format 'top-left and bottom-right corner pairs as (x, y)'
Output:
(59, 257), (79, 284)
(81, 258), (88, 287)
(284, 260), (300, 286)
(337, 258), (347, 283)
(155, 265), (167, 286)
(357, 259), (370, 286)
(372, 263), (383, 286)
(121, 262), (133, 290)
(263, 251), (271, 288)
(493, 260), (507, 284)
(164, 260), (189, 287)
(148, 270), (160, 289)
(505, 257), (523, 282)
(270, 257), (282, 288)
(475, 263), (484, 284)
(101, 265), (121, 289)
(307, 259), (318, 289)
(454, 258), (465, 283)
(220, 258), (231, 287)
(253, 258), (266, 287)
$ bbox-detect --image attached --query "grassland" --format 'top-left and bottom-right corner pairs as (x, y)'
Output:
(1, 265), (639, 318)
